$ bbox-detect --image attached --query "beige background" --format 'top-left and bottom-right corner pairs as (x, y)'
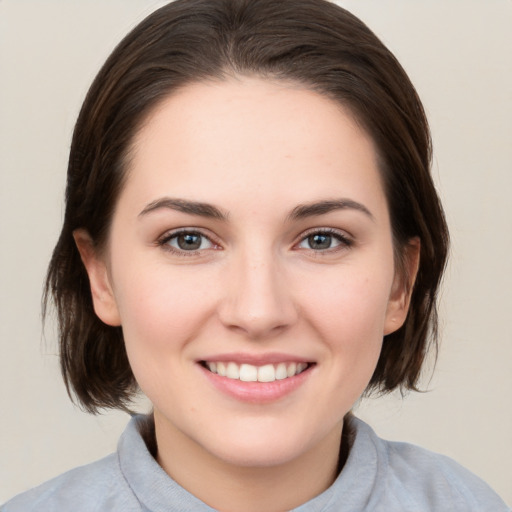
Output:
(1, 0), (511, 505)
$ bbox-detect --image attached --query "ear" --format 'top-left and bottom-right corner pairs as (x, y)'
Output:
(384, 238), (420, 335)
(73, 229), (121, 326)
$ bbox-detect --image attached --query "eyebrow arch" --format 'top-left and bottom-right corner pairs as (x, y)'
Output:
(138, 197), (228, 221)
(288, 199), (374, 221)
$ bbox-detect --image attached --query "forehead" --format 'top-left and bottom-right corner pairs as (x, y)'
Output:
(123, 77), (387, 219)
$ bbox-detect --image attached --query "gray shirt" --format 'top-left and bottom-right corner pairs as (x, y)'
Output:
(2, 415), (509, 511)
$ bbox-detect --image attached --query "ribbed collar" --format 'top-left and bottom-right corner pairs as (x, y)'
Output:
(117, 415), (384, 512)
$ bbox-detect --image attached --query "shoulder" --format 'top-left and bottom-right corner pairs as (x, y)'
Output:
(349, 417), (510, 511)
(1, 453), (139, 512)
(383, 438), (508, 510)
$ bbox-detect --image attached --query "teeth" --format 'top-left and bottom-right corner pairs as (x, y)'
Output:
(205, 361), (309, 382)
(226, 362), (240, 379)
(286, 362), (297, 378)
(275, 363), (288, 380)
(239, 363), (258, 382)
(297, 362), (308, 373)
(217, 362), (227, 377)
(257, 364), (275, 382)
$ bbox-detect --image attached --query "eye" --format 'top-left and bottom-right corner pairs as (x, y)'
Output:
(159, 230), (216, 253)
(297, 229), (352, 251)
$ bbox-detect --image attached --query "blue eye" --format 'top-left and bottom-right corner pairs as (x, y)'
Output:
(297, 230), (351, 251)
(163, 231), (214, 252)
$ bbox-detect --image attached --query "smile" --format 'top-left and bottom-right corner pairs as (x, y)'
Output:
(202, 361), (310, 383)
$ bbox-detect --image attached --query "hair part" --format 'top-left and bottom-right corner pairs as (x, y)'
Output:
(45, 0), (449, 413)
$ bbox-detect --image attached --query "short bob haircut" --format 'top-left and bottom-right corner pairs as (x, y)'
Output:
(45, 0), (449, 413)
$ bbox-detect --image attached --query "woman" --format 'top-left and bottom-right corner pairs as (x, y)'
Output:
(3, 0), (509, 510)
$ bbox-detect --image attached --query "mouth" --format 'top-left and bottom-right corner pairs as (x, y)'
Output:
(200, 361), (313, 383)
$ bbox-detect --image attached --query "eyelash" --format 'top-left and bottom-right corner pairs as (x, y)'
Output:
(295, 228), (353, 253)
(156, 227), (353, 256)
(157, 229), (220, 256)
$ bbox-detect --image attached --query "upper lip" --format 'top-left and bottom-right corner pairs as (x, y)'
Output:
(197, 352), (314, 365)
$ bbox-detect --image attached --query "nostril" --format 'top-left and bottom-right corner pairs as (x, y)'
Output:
(216, 263), (298, 338)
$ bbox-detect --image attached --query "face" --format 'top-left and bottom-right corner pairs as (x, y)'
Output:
(79, 77), (414, 471)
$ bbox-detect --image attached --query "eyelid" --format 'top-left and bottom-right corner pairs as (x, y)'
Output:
(294, 227), (354, 251)
(157, 227), (222, 255)
(155, 226), (353, 256)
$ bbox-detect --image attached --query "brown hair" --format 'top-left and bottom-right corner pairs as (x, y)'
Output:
(45, 0), (449, 413)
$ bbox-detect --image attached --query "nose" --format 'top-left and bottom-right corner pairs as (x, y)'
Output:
(217, 250), (298, 339)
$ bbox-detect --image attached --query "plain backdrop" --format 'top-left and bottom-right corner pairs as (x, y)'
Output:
(1, 0), (511, 505)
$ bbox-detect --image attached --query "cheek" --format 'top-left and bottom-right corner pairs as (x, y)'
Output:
(305, 270), (392, 337)
(297, 263), (393, 390)
(111, 262), (218, 371)
(115, 271), (220, 409)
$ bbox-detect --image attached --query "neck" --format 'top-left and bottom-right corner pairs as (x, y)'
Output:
(152, 414), (344, 512)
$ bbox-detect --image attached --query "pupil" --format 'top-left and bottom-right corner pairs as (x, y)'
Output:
(309, 233), (331, 250)
(178, 233), (201, 250)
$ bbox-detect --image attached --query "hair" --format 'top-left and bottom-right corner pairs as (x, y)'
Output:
(44, 0), (449, 413)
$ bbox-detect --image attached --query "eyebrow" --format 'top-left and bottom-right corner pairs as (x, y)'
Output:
(287, 199), (374, 221)
(138, 197), (228, 221)
(138, 197), (373, 223)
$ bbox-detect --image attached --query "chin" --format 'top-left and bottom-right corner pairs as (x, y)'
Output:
(209, 437), (308, 468)
(200, 418), (334, 469)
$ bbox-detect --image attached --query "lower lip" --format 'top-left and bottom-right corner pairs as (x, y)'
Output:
(199, 364), (313, 404)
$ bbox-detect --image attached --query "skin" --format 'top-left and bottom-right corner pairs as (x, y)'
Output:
(76, 77), (419, 512)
